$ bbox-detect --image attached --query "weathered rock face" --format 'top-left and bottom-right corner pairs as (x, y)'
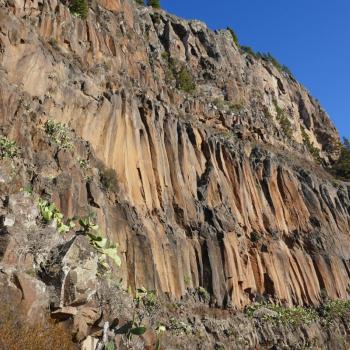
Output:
(0, 0), (349, 317)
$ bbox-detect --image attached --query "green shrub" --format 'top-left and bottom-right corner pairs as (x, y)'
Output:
(256, 52), (293, 77)
(0, 136), (19, 159)
(239, 47), (293, 76)
(273, 101), (292, 138)
(227, 26), (239, 46)
(169, 318), (192, 334)
(282, 65), (293, 77)
(38, 199), (75, 234)
(213, 98), (225, 109)
(241, 46), (256, 57)
(78, 158), (89, 170)
(135, 287), (158, 318)
(196, 287), (210, 303)
(256, 52), (282, 70)
(229, 103), (244, 113)
(79, 215), (121, 272)
(176, 66), (196, 93)
(301, 126), (321, 161)
(246, 303), (318, 327)
(44, 119), (73, 150)
(163, 55), (176, 82)
(99, 166), (118, 192)
(147, 0), (160, 8)
(69, 0), (88, 19)
(183, 275), (191, 287)
(250, 231), (260, 243)
(135, 0), (144, 4)
(161, 53), (196, 93)
(321, 299), (350, 323)
(332, 138), (350, 179)
(213, 99), (244, 114)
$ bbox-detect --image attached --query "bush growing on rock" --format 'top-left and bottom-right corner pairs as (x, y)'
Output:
(256, 52), (293, 77)
(44, 119), (73, 150)
(196, 286), (210, 303)
(0, 136), (19, 159)
(241, 46), (256, 57)
(38, 199), (75, 234)
(227, 26), (239, 46)
(69, 0), (88, 19)
(162, 53), (196, 93)
(246, 303), (318, 327)
(147, 0), (160, 9)
(321, 299), (350, 324)
(98, 164), (118, 192)
(79, 215), (122, 271)
(301, 126), (321, 162)
(332, 138), (350, 179)
(273, 100), (292, 138)
(176, 66), (196, 93)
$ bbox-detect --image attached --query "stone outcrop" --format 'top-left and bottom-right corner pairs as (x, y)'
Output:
(0, 0), (349, 308)
(0, 0), (350, 348)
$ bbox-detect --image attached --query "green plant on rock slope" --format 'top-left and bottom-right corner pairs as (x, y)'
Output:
(227, 26), (239, 46)
(0, 136), (19, 159)
(147, 0), (160, 9)
(301, 126), (321, 162)
(44, 119), (73, 150)
(79, 215), (121, 272)
(246, 302), (318, 327)
(240, 48), (293, 77)
(69, 0), (88, 19)
(332, 138), (350, 179)
(38, 199), (75, 234)
(134, 286), (158, 321)
(38, 199), (121, 272)
(321, 299), (350, 324)
(161, 52), (196, 93)
(176, 66), (196, 93)
(273, 100), (292, 138)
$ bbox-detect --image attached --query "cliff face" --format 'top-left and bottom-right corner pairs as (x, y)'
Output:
(1, 0), (350, 314)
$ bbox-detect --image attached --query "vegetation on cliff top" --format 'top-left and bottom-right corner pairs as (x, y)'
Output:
(148, 0), (161, 8)
(241, 46), (294, 77)
(227, 26), (239, 46)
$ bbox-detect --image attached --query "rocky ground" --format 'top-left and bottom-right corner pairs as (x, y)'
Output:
(1, 0), (350, 348)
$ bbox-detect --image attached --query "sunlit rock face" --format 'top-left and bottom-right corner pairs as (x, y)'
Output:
(0, 0), (349, 311)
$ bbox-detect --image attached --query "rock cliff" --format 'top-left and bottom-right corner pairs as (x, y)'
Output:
(0, 0), (350, 348)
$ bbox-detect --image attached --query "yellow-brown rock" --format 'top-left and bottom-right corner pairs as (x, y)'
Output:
(0, 0), (349, 311)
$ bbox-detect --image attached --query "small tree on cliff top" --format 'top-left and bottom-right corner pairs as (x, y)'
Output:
(227, 26), (239, 47)
(147, 0), (160, 9)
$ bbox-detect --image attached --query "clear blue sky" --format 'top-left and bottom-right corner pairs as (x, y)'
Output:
(162, 0), (350, 139)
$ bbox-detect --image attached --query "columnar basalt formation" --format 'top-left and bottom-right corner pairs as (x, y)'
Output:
(0, 0), (349, 317)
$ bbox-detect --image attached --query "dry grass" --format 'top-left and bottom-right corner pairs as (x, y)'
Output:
(0, 302), (78, 350)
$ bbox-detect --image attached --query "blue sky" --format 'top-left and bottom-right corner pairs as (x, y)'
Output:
(161, 0), (350, 139)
